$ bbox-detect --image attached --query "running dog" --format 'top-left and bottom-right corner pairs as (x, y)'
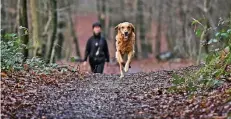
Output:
(115, 22), (135, 78)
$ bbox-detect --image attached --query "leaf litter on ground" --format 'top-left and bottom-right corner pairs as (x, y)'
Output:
(1, 65), (231, 119)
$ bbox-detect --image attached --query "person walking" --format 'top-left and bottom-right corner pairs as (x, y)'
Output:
(83, 22), (110, 73)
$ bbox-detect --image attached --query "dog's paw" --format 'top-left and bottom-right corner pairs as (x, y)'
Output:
(120, 75), (124, 78)
(122, 62), (131, 68)
(124, 65), (129, 72)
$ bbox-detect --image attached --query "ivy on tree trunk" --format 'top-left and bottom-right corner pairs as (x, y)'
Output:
(47, 0), (57, 63)
(18, 0), (29, 60)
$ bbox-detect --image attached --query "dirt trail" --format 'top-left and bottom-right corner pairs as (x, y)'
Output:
(2, 66), (230, 119)
(32, 71), (173, 118)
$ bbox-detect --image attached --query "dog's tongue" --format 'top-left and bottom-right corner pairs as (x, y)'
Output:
(124, 36), (128, 39)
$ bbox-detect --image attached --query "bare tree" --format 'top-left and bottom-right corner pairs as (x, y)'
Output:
(48, 0), (57, 63)
(2, 0), (231, 62)
(18, 0), (29, 59)
(97, 0), (106, 29)
(137, 0), (148, 58)
(30, 0), (40, 57)
(200, 0), (213, 53)
(155, 0), (163, 56)
(66, 1), (81, 58)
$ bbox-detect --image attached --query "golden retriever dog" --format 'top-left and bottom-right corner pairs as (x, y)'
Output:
(115, 22), (135, 78)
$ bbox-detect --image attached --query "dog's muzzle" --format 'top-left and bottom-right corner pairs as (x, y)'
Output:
(124, 32), (128, 39)
(124, 32), (128, 36)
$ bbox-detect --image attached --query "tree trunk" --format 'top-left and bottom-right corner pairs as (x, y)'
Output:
(107, 2), (113, 40)
(229, 12), (231, 28)
(179, 0), (188, 56)
(47, 0), (57, 63)
(204, 0), (211, 53)
(1, 0), (6, 29)
(137, 0), (147, 58)
(96, 0), (106, 30)
(155, 0), (163, 56)
(197, 30), (206, 64)
(96, 0), (101, 22)
(56, 30), (64, 59)
(147, 5), (153, 53)
(134, 0), (139, 59)
(30, 0), (40, 57)
(38, 0), (49, 58)
(100, 0), (106, 29)
(119, 0), (125, 21)
(18, 0), (29, 60)
(205, 20), (210, 53)
(166, 1), (174, 52)
(66, 1), (81, 58)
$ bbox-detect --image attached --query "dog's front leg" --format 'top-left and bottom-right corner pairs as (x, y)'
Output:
(116, 51), (124, 78)
(119, 62), (124, 78)
(124, 51), (133, 72)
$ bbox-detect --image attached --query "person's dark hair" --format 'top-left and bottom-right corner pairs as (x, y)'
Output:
(92, 22), (102, 28)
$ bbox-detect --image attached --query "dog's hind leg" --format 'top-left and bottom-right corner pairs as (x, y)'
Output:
(124, 51), (133, 72)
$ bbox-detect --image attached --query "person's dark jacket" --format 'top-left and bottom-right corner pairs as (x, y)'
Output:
(84, 35), (110, 62)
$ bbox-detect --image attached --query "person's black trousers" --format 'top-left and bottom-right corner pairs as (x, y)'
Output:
(89, 59), (105, 73)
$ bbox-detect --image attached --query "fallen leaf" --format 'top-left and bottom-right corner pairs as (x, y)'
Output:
(1, 72), (8, 78)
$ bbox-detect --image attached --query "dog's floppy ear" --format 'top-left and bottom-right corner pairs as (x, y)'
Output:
(130, 23), (135, 32)
(115, 24), (120, 31)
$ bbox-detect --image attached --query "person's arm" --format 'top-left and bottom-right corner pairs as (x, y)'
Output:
(104, 39), (110, 62)
(84, 38), (91, 61)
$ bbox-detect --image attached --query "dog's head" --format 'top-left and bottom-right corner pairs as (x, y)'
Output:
(115, 22), (135, 41)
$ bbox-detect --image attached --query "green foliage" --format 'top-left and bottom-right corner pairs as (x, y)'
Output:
(1, 33), (60, 74)
(25, 57), (58, 74)
(70, 56), (76, 62)
(170, 18), (231, 94)
(1, 33), (25, 70)
(195, 29), (202, 37)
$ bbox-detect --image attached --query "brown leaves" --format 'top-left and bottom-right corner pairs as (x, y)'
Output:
(23, 64), (30, 71)
(1, 72), (8, 78)
(1, 68), (83, 118)
(1, 66), (231, 118)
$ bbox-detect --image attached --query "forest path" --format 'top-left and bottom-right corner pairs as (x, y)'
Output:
(1, 66), (230, 119)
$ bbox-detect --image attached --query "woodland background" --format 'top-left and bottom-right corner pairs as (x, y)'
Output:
(1, 1), (231, 118)
(1, 0), (231, 72)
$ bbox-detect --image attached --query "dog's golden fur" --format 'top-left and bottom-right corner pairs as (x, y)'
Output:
(115, 22), (135, 78)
